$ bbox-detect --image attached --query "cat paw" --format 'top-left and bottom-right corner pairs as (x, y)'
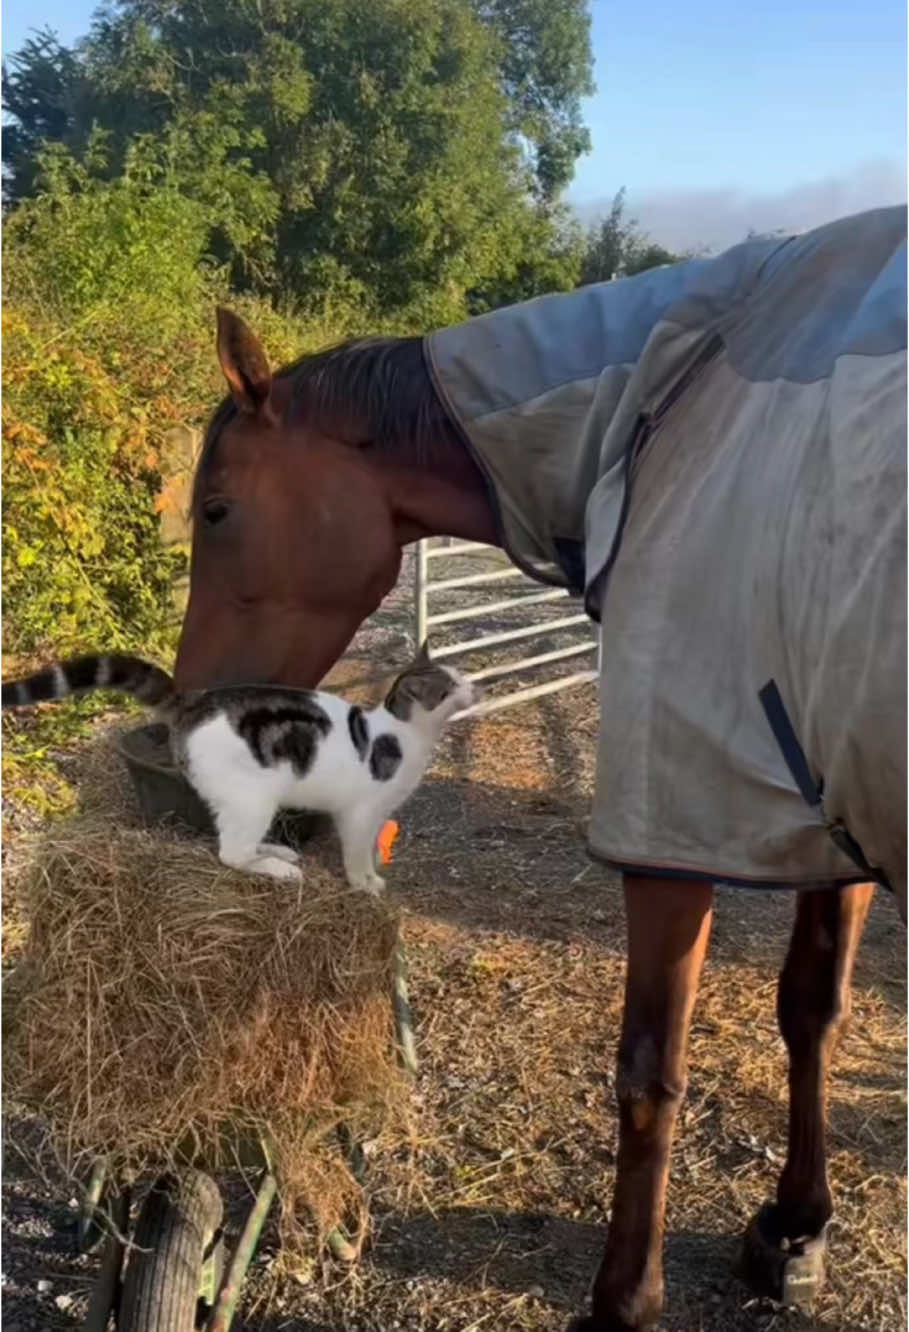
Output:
(349, 872), (386, 896)
(250, 855), (304, 883)
(256, 841), (300, 865)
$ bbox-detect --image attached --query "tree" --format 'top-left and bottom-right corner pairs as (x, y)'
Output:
(468, 199), (584, 311)
(2, 30), (87, 204)
(580, 188), (682, 285)
(471, 0), (594, 199)
(3, 0), (594, 321)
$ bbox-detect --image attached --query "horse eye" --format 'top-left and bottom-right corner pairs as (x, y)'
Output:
(203, 500), (230, 527)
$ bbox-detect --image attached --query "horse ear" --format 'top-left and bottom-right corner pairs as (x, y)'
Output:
(216, 307), (274, 416)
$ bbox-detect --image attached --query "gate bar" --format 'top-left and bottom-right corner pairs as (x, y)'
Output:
(455, 669), (598, 719)
(467, 639), (595, 683)
(427, 587), (568, 627)
(427, 566), (524, 592)
(429, 613), (589, 659)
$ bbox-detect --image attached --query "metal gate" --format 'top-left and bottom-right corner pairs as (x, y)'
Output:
(413, 538), (599, 718)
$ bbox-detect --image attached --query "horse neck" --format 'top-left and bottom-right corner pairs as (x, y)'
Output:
(292, 333), (501, 548)
(380, 432), (500, 549)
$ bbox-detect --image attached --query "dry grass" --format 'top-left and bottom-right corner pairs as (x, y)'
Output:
(2, 740), (405, 1258)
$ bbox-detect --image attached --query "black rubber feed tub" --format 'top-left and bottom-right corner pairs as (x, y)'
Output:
(116, 722), (325, 849)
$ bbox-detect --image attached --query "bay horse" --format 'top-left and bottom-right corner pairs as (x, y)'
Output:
(174, 206), (906, 1329)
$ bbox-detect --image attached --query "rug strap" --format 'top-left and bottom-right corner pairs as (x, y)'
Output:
(757, 678), (889, 890)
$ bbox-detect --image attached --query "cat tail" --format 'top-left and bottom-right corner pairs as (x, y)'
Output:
(2, 654), (177, 713)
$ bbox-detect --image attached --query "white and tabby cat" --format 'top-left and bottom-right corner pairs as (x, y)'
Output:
(2, 643), (474, 892)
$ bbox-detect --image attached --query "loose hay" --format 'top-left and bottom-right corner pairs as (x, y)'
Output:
(3, 812), (405, 1257)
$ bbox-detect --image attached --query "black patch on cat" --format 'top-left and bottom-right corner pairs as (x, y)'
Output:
(236, 702), (332, 773)
(347, 705), (369, 760)
(270, 724), (318, 776)
(369, 733), (402, 782)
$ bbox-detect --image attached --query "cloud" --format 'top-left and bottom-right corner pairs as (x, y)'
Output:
(574, 159), (907, 254)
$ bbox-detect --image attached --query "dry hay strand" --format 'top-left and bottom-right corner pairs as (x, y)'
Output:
(3, 813), (405, 1258)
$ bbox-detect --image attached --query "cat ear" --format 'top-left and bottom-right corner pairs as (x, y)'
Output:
(216, 306), (274, 418)
(416, 638), (431, 664)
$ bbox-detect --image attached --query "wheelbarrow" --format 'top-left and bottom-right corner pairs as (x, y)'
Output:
(74, 724), (417, 1331)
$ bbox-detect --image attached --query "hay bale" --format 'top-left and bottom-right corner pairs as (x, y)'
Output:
(3, 810), (404, 1253)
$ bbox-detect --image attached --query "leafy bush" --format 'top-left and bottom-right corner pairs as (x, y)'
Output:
(3, 1), (594, 319)
(1, 136), (344, 664)
(3, 140), (211, 659)
(0, 138), (320, 814)
(3, 308), (184, 657)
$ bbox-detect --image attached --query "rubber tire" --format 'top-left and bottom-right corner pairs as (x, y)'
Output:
(118, 1170), (223, 1332)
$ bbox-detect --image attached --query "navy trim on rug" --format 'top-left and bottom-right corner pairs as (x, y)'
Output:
(587, 846), (871, 893)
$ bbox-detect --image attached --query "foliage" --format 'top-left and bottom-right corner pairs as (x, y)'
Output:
(3, 0), (594, 320)
(580, 188), (683, 285)
(470, 0), (594, 199)
(2, 134), (362, 664)
(3, 140), (214, 662)
(0, 138), (293, 815)
(3, 309), (179, 655)
(2, 697), (131, 824)
(6, 134), (206, 344)
(1, 30), (87, 204)
(468, 200), (584, 312)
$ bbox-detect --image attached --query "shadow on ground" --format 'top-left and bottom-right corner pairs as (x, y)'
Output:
(380, 771), (905, 996)
(299, 1204), (877, 1332)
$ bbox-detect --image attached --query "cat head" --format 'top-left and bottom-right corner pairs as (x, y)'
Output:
(384, 639), (475, 724)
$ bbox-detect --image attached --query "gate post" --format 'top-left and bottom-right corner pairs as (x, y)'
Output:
(414, 539), (429, 646)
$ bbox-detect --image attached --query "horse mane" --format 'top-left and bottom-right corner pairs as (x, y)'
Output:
(195, 334), (457, 499)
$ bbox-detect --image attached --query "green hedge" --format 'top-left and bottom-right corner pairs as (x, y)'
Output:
(1, 142), (368, 816)
(1, 141), (370, 665)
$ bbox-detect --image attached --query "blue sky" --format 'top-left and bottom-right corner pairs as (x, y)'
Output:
(574, 0), (905, 199)
(3, 0), (906, 248)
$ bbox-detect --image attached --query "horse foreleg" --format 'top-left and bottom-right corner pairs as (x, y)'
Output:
(740, 881), (874, 1308)
(572, 874), (714, 1331)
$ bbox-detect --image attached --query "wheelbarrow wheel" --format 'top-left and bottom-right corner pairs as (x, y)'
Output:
(119, 1170), (223, 1331)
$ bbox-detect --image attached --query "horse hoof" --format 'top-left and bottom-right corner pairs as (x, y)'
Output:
(738, 1203), (827, 1310)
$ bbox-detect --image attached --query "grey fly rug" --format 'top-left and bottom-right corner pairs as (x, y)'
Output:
(427, 206), (907, 906)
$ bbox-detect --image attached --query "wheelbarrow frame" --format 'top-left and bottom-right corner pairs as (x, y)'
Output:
(80, 943), (416, 1331)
